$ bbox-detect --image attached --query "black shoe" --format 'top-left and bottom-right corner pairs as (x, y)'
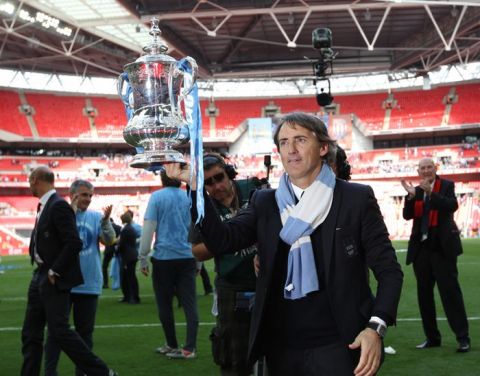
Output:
(127, 299), (140, 304)
(204, 288), (213, 296)
(102, 285), (108, 289)
(118, 298), (127, 303)
(457, 339), (470, 353)
(416, 339), (441, 349)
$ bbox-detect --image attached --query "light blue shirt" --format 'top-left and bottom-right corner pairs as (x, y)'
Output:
(71, 210), (103, 295)
(132, 222), (142, 253)
(144, 187), (192, 260)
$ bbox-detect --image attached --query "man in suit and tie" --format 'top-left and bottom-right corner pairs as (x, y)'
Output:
(44, 179), (116, 376)
(402, 158), (470, 352)
(166, 112), (403, 376)
(21, 166), (116, 376)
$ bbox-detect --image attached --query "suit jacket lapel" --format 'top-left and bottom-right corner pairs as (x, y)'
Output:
(267, 195), (283, 264)
(39, 193), (56, 224)
(34, 193), (57, 259)
(320, 181), (342, 284)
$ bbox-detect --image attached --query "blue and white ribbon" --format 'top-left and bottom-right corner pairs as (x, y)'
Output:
(177, 58), (204, 223)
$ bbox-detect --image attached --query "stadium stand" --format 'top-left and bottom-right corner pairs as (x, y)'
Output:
(1, 83), (479, 140)
(0, 91), (32, 137)
(1, 82), (479, 254)
(0, 196), (38, 214)
(25, 93), (91, 138)
(388, 88), (446, 129)
(89, 97), (127, 138)
(335, 92), (386, 130)
(449, 83), (480, 125)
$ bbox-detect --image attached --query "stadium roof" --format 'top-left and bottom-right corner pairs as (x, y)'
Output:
(1, 0), (480, 82)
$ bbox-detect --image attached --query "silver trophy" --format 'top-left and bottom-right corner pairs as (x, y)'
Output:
(118, 18), (198, 168)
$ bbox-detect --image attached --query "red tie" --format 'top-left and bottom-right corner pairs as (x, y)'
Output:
(32, 202), (46, 264)
(34, 203), (41, 228)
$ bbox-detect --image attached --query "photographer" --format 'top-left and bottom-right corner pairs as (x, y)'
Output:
(190, 153), (259, 376)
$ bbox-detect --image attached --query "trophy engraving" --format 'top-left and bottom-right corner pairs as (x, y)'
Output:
(118, 18), (198, 168)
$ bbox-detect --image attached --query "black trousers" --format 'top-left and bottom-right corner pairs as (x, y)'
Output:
(151, 258), (198, 352)
(120, 259), (139, 303)
(200, 263), (213, 294)
(265, 341), (361, 376)
(102, 249), (114, 288)
(413, 243), (469, 343)
(21, 269), (109, 376)
(44, 293), (99, 376)
(214, 286), (253, 376)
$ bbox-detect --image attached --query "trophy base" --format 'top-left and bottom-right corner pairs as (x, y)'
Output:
(129, 151), (186, 169)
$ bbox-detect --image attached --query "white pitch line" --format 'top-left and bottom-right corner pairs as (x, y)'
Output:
(0, 322), (216, 332)
(1, 317), (480, 332)
(1, 294), (155, 302)
(397, 317), (480, 321)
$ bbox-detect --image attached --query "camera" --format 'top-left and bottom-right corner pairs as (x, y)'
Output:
(312, 28), (332, 50)
(311, 28), (335, 107)
(312, 27), (335, 77)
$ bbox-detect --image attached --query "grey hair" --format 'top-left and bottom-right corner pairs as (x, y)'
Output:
(69, 179), (94, 194)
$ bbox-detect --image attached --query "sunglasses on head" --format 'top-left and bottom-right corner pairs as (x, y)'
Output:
(204, 172), (226, 186)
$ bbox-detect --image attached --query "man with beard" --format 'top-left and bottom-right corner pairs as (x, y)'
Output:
(190, 153), (258, 376)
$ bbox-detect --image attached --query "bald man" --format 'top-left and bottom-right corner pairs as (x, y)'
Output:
(21, 166), (116, 376)
(402, 158), (470, 353)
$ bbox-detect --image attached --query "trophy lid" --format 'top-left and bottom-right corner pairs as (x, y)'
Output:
(131, 17), (176, 65)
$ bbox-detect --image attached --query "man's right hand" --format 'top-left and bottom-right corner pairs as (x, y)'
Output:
(164, 163), (196, 189)
(419, 179), (432, 196)
(401, 179), (415, 197)
(141, 266), (149, 277)
(102, 204), (113, 220)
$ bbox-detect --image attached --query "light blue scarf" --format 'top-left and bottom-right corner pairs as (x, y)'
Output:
(275, 164), (336, 300)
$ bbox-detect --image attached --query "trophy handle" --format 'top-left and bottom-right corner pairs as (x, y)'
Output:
(117, 72), (130, 107)
(171, 57), (198, 101)
(118, 72), (135, 121)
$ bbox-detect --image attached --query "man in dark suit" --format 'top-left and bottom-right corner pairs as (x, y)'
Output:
(118, 210), (140, 304)
(402, 158), (470, 352)
(21, 166), (116, 376)
(166, 112), (403, 376)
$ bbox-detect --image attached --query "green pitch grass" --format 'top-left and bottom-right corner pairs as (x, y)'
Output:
(1, 239), (479, 375)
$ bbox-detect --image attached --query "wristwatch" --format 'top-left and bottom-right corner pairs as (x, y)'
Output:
(367, 321), (387, 339)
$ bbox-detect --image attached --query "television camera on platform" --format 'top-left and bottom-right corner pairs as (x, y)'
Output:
(312, 27), (337, 108)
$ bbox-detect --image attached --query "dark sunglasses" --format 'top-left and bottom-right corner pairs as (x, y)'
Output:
(204, 172), (226, 186)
